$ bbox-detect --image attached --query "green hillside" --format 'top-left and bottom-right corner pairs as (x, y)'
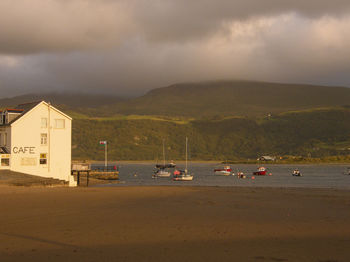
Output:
(2, 81), (350, 161)
(72, 107), (350, 161)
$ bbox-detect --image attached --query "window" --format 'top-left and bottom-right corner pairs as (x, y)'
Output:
(55, 119), (65, 129)
(41, 133), (47, 145)
(40, 153), (47, 165)
(3, 133), (7, 146)
(41, 118), (47, 128)
(1, 158), (10, 166)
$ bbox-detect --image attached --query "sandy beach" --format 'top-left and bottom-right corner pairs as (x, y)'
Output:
(0, 185), (349, 262)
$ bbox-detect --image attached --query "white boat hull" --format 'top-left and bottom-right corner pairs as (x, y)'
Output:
(173, 175), (193, 181)
(214, 170), (231, 176)
(153, 171), (171, 178)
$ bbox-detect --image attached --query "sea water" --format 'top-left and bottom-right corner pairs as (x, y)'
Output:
(96, 163), (350, 189)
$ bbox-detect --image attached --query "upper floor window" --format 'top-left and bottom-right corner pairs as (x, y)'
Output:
(41, 133), (47, 145)
(41, 118), (47, 128)
(3, 133), (7, 146)
(55, 119), (65, 129)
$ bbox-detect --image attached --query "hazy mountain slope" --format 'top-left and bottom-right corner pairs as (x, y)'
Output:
(0, 93), (124, 109)
(2, 81), (350, 118)
(108, 81), (350, 117)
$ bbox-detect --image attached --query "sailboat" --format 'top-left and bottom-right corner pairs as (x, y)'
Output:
(173, 137), (194, 181)
(153, 139), (173, 178)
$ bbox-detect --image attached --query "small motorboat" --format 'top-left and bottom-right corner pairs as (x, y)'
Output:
(214, 165), (233, 176)
(253, 166), (267, 176)
(343, 167), (350, 175)
(292, 169), (302, 176)
(237, 172), (246, 179)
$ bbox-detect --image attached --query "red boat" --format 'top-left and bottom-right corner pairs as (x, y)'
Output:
(253, 166), (267, 176)
(214, 165), (232, 176)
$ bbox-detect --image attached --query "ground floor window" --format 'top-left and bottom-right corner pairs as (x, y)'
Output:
(40, 153), (47, 165)
(1, 158), (9, 166)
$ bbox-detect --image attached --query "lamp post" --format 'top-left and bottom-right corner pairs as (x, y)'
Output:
(99, 141), (108, 169)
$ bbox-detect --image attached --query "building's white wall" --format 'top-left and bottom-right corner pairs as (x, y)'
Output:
(0, 126), (11, 170)
(10, 102), (74, 184)
(49, 110), (72, 183)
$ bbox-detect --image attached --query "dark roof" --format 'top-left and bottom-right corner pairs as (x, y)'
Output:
(4, 109), (24, 113)
(0, 101), (42, 126)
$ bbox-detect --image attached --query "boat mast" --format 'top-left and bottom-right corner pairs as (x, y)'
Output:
(162, 139), (165, 166)
(185, 137), (188, 173)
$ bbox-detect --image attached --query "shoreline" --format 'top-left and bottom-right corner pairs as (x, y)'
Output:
(74, 159), (350, 165)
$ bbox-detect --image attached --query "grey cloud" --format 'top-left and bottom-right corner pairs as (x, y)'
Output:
(133, 0), (350, 42)
(0, 1), (350, 97)
(1, 0), (350, 54)
(1, 12), (350, 98)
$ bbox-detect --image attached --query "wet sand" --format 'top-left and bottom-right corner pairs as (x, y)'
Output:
(0, 185), (349, 262)
(0, 170), (67, 187)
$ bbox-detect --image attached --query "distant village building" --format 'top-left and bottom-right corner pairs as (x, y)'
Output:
(0, 101), (76, 186)
(257, 155), (276, 161)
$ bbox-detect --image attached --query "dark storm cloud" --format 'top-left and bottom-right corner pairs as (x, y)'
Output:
(0, 0), (350, 97)
(0, 0), (349, 54)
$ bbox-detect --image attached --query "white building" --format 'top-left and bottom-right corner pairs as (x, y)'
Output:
(0, 101), (76, 186)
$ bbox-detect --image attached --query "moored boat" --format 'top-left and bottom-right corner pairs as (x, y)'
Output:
(153, 169), (171, 178)
(253, 166), (267, 176)
(172, 137), (194, 181)
(292, 169), (302, 176)
(214, 165), (232, 176)
(237, 172), (246, 179)
(343, 167), (350, 175)
(172, 169), (193, 181)
(153, 139), (174, 178)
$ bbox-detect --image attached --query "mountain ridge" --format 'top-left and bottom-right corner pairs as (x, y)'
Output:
(1, 80), (350, 118)
(106, 80), (350, 117)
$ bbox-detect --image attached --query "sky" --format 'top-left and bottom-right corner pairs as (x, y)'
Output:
(0, 0), (350, 97)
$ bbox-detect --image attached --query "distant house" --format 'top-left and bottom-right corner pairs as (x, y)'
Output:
(257, 156), (276, 161)
(0, 101), (76, 186)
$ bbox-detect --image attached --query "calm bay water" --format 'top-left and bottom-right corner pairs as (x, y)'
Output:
(96, 163), (350, 189)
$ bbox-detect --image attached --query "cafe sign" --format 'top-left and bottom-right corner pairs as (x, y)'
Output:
(12, 147), (36, 154)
